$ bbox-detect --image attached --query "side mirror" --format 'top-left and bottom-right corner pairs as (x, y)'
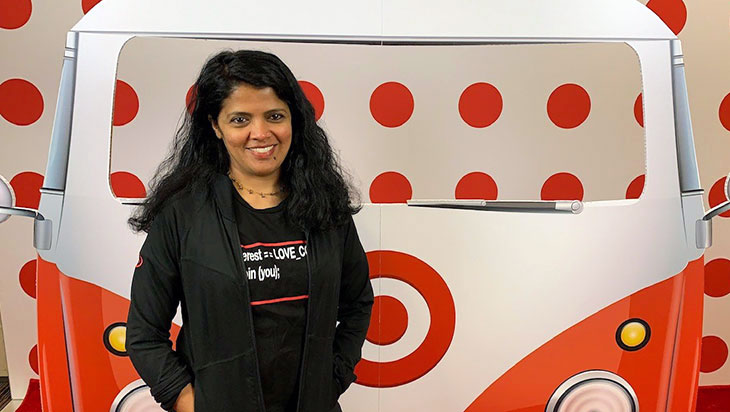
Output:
(0, 174), (52, 250)
(697, 172), (730, 249)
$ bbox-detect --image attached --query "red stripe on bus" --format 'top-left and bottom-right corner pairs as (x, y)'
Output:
(250, 295), (309, 306)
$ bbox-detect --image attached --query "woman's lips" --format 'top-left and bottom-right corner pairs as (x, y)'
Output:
(247, 144), (276, 159)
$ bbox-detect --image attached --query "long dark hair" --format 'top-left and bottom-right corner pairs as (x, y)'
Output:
(128, 49), (360, 233)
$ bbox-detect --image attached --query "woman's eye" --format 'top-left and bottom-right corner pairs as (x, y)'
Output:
(269, 113), (284, 121)
(231, 116), (247, 124)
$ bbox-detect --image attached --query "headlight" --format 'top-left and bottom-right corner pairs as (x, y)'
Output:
(546, 370), (638, 412)
(110, 379), (163, 412)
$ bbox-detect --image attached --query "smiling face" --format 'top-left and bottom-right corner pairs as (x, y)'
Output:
(210, 83), (293, 184)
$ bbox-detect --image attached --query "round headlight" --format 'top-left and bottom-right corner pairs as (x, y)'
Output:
(546, 370), (638, 412)
(110, 380), (163, 412)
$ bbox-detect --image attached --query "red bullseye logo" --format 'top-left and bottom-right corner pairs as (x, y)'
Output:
(355, 250), (456, 388)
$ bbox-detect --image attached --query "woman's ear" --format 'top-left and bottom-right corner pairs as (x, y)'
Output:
(208, 114), (222, 139)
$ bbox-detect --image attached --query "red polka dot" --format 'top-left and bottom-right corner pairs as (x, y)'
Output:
(0, 79), (44, 126)
(634, 93), (644, 128)
(19, 260), (37, 299)
(298, 81), (325, 121)
(705, 258), (730, 298)
(369, 172), (412, 203)
(708, 176), (730, 218)
(701, 335), (728, 373)
(185, 84), (197, 115)
(719, 93), (730, 132)
(0, 0), (32, 29)
(455, 172), (498, 200)
(367, 295), (408, 346)
(541, 173), (584, 201)
(626, 174), (645, 199)
(81, 0), (102, 14)
(10, 171), (43, 209)
(113, 80), (139, 126)
(370, 82), (414, 128)
(458, 83), (503, 128)
(647, 0), (688, 35)
(111, 172), (146, 198)
(29, 345), (38, 375)
(547, 84), (591, 129)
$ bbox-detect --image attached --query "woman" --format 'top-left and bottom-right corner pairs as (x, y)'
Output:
(126, 49), (373, 412)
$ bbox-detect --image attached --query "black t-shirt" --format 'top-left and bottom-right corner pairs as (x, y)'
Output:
(232, 189), (308, 412)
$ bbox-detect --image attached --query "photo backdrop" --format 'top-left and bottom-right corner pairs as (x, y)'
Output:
(0, 0), (729, 405)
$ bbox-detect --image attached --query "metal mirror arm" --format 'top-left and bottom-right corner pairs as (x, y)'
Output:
(696, 173), (730, 249)
(703, 201), (730, 222)
(0, 206), (53, 250)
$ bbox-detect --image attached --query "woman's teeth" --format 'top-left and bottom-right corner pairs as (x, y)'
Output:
(250, 145), (274, 153)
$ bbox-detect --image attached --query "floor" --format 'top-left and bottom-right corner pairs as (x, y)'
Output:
(0, 400), (20, 412)
(0, 377), (10, 412)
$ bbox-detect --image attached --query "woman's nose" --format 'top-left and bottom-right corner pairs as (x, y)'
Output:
(250, 118), (270, 139)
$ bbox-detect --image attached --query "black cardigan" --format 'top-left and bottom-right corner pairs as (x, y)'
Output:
(126, 174), (374, 412)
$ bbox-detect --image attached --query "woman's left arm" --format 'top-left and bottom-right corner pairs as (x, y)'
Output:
(333, 216), (374, 395)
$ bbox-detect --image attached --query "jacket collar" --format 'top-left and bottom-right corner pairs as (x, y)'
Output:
(212, 172), (236, 222)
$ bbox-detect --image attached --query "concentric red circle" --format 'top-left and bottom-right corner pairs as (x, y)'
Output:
(366, 295), (408, 346)
(355, 251), (456, 388)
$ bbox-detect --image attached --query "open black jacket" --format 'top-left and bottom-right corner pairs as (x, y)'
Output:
(126, 174), (373, 412)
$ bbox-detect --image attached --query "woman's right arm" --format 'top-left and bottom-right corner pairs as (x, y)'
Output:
(126, 211), (194, 412)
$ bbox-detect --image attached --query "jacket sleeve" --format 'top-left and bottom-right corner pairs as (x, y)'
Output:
(332, 215), (374, 394)
(126, 210), (193, 411)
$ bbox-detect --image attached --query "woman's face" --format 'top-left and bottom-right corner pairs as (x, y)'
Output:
(210, 83), (292, 182)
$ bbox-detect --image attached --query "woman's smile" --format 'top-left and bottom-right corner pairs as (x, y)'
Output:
(247, 143), (278, 158)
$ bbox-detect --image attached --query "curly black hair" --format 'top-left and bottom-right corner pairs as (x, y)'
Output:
(128, 49), (359, 233)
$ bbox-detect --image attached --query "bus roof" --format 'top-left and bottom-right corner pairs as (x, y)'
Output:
(72, 0), (675, 42)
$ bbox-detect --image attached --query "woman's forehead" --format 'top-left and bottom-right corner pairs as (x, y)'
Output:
(220, 84), (289, 113)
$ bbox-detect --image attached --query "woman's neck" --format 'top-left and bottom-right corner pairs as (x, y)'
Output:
(228, 169), (285, 210)
(228, 168), (281, 194)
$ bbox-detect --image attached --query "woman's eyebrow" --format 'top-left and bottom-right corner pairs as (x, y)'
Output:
(226, 108), (288, 117)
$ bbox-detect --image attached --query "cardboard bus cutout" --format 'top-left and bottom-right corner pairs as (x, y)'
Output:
(2, 0), (730, 410)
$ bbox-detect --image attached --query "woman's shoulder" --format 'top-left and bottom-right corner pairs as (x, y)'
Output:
(154, 187), (210, 228)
